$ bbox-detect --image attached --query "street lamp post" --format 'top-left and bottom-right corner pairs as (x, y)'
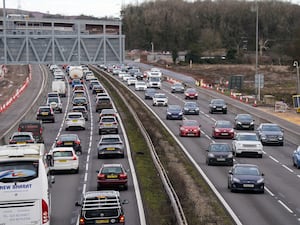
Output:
(255, 0), (260, 101)
(150, 42), (154, 53)
(293, 61), (300, 94)
(3, 0), (7, 65)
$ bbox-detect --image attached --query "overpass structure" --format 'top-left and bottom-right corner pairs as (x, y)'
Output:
(0, 16), (125, 65)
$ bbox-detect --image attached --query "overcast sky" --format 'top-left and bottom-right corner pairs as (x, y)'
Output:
(1, 0), (300, 18)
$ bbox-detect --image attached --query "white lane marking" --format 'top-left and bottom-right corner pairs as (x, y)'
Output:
(282, 164), (294, 173)
(278, 200), (294, 214)
(269, 155), (279, 163)
(264, 186), (275, 197)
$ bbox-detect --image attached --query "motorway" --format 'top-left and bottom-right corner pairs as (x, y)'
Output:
(98, 63), (300, 225)
(0, 65), (144, 225)
(1, 63), (300, 225)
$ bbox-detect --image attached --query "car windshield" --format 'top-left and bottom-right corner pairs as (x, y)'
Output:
(216, 121), (232, 128)
(234, 166), (260, 176)
(186, 88), (196, 93)
(155, 94), (166, 98)
(101, 118), (116, 123)
(262, 125), (281, 131)
(74, 98), (87, 103)
(101, 138), (121, 144)
(168, 105), (181, 110)
(48, 98), (59, 103)
(136, 82), (146, 85)
(84, 209), (119, 218)
(237, 134), (258, 141)
(238, 114), (252, 120)
(183, 120), (198, 126)
(185, 102), (197, 107)
(210, 144), (230, 152)
(212, 99), (225, 104)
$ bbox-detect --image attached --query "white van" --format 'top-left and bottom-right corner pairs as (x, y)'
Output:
(0, 144), (54, 225)
(52, 80), (66, 97)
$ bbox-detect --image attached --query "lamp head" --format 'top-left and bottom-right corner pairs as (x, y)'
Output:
(293, 61), (298, 67)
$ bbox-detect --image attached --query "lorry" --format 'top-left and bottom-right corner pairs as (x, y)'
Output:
(52, 80), (66, 97)
(146, 68), (162, 89)
(68, 66), (83, 84)
(0, 144), (54, 225)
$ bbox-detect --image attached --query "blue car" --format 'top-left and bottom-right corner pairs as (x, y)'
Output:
(292, 146), (300, 168)
(166, 105), (183, 120)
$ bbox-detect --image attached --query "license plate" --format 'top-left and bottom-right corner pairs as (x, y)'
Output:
(243, 184), (254, 188)
(72, 120), (78, 122)
(17, 142), (26, 144)
(105, 124), (112, 127)
(41, 112), (49, 115)
(187, 133), (195, 136)
(106, 147), (115, 151)
(64, 142), (73, 145)
(107, 175), (118, 178)
(242, 125), (249, 128)
(58, 160), (67, 162)
(217, 158), (226, 161)
(96, 220), (109, 224)
(221, 133), (228, 135)
(216, 108), (222, 110)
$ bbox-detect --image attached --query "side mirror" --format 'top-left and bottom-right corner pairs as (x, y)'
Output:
(228, 171), (233, 175)
(261, 173), (264, 176)
(50, 175), (55, 184)
(46, 154), (54, 167)
(75, 202), (82, 207)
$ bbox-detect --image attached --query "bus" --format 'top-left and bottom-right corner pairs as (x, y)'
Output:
(0, 144), (54, 225)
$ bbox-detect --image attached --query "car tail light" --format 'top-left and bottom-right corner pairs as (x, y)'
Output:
(9, 140), (16, 144)
(72, 155), (77, 160)
(79, 217), (85, 225)
(119, 173), (127, 180)
(42, 199), (49, 224)
(27, 140), (34, 143)
(98, 173), (105, 180)
(40, 127), (43, 134)
(75, 140), (81, 145)
(18, 128), (21, 132)
(56, 141), (62, 146)
(99, 122), (103, 125)
(119, 215), (125, 223)
(113, 122), (118, 125)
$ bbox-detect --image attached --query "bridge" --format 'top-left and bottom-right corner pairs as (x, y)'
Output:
(0, 16), (125, 65)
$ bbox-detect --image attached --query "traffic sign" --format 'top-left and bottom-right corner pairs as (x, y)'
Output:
(255, 74), (264, 88)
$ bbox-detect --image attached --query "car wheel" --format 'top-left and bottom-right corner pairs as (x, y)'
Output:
(74, 168), (79, 174)
(123, 184), (128, 191)
(223, 111), (227, 114)
(98, 130), (102, 135)
(66, 127), (69, 131)
(52, 119), (55, 123)
(280, 142), (284, 146)
(97, 185), (101, 191)
(258, 154), (263, 158)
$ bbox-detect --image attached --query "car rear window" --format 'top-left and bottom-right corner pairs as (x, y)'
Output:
(12, 135), (32, 141)
(101, 138), (120, 143)
(101, 118), (115, 123)
(53, 151), (73, 157)
(84, 209), (119, 218)
(60, 135), (76, 141)
(102, 167), (122, 174)
(68, 114), (82, 119)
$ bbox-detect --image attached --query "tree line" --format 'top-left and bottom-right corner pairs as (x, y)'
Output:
(121, 0), (300, 64)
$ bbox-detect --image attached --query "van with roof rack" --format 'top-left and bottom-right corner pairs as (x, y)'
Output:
(75, 190), (128, 225)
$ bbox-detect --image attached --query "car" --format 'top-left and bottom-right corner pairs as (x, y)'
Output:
(122, 73), (132, 82)
(206, 143), (233, 166)
(85, 72), (95, 81)
(228, 164), (264, 193)
(75, 190), (128, 225)
(127, 77), (137, 85)
(96, 163), (128, 190)
(134, 81), (147, 91)
(71, 78), (81, 87)
(72, 106), (88, 121)
(92, 84), (105, 94)
(134, 71), (144, 80)
(72, 90), (87, 98)
(232, 133), (263, 158)
(152, 93), (168, 106)
(234, 114), (255, 130)
(95, 92), (109, 99)
(55, 133), (82, 154)
(179, 120), (201, 137)
(99, 108), (118, 121)
(184, 88), (198, 99)
(47, 92), (60, 98)
(54, 74), (65, 81)
(292, 146), (300, 168)
(89, 80), (100, 90)
(166, 105), (183, 120)
(18, 120), (44, 143)
(49, 147), (79, 174)
(72, 84), (85, 91)
(9, 132), (35, 144)
(118, 71), (128, 79)
(209, 98), (227, 114)
(256, 123), (284, 146)
(95, 96), (113, 113)
(97, 134), (124, 159)
(65, 112), (86, 130)
(183, 101), (200, 115)
(46, 96), (63, 113)
(98, 116), (118, 135)
(212, 120), (234, 139)
(36, 105), (55, 123)
(144, 88), (156, 99)
(171, 83), (185, 93)
(72, 96), (89, 110)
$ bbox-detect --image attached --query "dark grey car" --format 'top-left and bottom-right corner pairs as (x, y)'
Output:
(209, 98), (227, 114)
(256, 123), (284, 146)
(144, 88), (156, 99)
(234, 114), (255, 130)
(206, 143), (233, 166)
(166, 105), (183, 120)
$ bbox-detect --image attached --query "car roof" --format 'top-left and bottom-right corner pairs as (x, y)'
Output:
(51, 147), (75, 152)
(67, 112), (83, 116)
(102, 163), (123, 168)
(12, 132), (33, 136)
(83, 190), (120, 199)
(101, 134), (121, 139)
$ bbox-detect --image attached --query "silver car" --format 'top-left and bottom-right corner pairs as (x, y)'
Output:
(98, 116), (118, 135)
(97, 134), (124, 159)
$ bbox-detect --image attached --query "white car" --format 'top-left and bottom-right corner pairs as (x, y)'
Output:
(232, 132), (263, 158)
(152, 93), (168, 106)
(135, 81), (147, 91)
(127, 77), (137, 85)
(47, 96), (63, 113)
(118, 71), (127, 79)
(65, 112), (86, 130)
(49, 147), (79, 174)
(85, 73), (96, 81)
(122, 74), (132, 82)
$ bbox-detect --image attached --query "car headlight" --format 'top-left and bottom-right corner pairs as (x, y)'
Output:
(261, 135), (267, 140)
(184, 107), (188, 110)
(179, 112), (183, 115)
(167, 112), (172, 115)
(256, 178), (264, 183)
(208, 153), (215, 157)
(213, 105), (216, 108)
(227, 153), (233, 158)
(250, 121), (254, 125)
(233, 177), (240, 183)
(278, 136), (283, 140)
(195, 108), (199, 111)
(223, 105), (227, 109)
(237, 121), (242, 124)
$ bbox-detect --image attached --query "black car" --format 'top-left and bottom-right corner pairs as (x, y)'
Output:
(183, 101), (200, 115)
(228, 164), (264, 193)
(55, 133), (82, 154)
(256, 123), (284, 146)
(234, 114), (255, 130)
(134, 71), (144, 80)
(144, 88), (156, 99)
(209, 98), (227, 114)
(206, 143), (233, 166)
(166, 105), (183, 120)
(36, 106), (55, 123)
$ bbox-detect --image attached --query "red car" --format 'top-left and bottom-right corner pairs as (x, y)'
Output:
(179, 120), (201, 137)
(212, 120), (234, 139)
(97, 163), (128, 190)
(184, 88), (198, 100)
